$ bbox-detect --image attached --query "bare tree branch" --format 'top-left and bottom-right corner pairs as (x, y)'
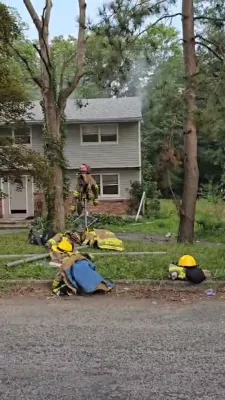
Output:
(40, 0), (52, 68)
(130, 13), (183, 42)
(196, 34), (224, 56)
(33, 43), (51, 80)
(23, 0), (42, 32)
(195, 41), (223, 61)
(9, 43), (43, 88)
(194, 16), (225, 23)
(58, 0), (86, 108)
(42, 0), (52, 25)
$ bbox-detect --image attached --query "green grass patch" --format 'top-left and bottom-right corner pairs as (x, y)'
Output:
(95, 241), (224, 281)
(0, 233), (222, 282)
(102, 199), (225, 243)
(0, 233), (46, 255)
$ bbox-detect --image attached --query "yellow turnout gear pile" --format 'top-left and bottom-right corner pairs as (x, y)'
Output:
(82, 229), (124, 252)
(47, 232), (81, 264)
(47, 228), (124, 265)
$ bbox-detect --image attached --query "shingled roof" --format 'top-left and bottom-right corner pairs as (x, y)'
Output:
(29, 97), (142, 123)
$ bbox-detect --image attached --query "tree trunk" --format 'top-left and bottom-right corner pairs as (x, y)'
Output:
(43, 93), (65, 232)
(39, 11), (66, 233)
(23, 0), (87, 233)
(178, 0), (199, 243)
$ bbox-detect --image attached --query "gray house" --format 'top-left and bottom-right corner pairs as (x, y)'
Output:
(0, 97), (142, 218)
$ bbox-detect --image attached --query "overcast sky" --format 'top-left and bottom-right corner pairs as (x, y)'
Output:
(3, 0), (182, 39)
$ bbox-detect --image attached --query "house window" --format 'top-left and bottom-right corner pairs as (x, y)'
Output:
(14, 127), (31, 145)
(92, 173), (119, 197)
(81, 124), (118, 144)
(0, 126), (31, 145)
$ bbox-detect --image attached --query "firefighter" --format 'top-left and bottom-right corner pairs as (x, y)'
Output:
(70, 164), (99, 215)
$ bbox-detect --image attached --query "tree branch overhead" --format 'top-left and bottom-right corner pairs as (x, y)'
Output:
(58, 0), (86, 106)
(23, 0), (42, 31)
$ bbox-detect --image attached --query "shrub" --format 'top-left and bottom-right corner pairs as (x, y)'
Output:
(66, 213), (130, 230)
(31, 216), (50, 231)
(127, 162), (160, 217)
(200, 181), (223, 204)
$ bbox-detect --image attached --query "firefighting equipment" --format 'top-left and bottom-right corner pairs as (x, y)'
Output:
(70, 164), (99, 216)
(52, 252), (114, 296)
(169, 263), (210, 284)
(178, 255), (197, 268)
(169, 264), (186, 280)
(83, 229), (124, 252)
(79, 164), (91, 174)
(48, 232), (80, 265)
(73, 191), (79, 198)
(56, 238), (73, 253)
(93, 199), (99, 206)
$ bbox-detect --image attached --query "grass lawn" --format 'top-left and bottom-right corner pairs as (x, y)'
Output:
(0, 232), (223, 282)
(104, 199), (225, 243)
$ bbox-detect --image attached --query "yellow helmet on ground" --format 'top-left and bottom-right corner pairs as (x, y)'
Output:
(178, 255), (197, 268)
(57, 238), (73, 253)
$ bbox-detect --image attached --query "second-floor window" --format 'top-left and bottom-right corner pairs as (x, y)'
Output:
(81, 124), (118, 144)
(0, 126), (31, 145)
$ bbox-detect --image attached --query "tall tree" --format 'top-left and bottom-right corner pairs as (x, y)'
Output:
(0, 2), (29, 121)
(177, 0), (199, 243)
(15, 0), (87, 231)
(0, 2), (52, 195)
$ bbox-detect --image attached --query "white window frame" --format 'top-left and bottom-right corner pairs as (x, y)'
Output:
(0, 126), (32, 146)
(13, 126), (32, 146)
(80, 124), (119, 145)
(92, 173), (120, 198)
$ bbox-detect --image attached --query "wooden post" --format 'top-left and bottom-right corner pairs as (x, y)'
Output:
(135, 192), (146, 222)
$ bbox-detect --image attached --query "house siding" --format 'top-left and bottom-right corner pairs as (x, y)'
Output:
(31, 122), (140, 169)
(65, 122), (140, 168)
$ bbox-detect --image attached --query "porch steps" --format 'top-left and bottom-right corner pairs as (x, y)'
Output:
(0, 219), (32, 229)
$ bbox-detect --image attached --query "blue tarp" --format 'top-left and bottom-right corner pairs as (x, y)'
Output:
(64, 259), (114, 294)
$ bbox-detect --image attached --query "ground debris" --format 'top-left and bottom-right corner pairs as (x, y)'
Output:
(115, 284), (206, 303)
(0, 282), (220, 304)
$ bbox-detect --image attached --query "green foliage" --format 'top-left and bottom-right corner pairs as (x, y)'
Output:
(31, 217), (51, 231)
(200, 181), (222, 203)
(66, 213), (130, 231)
(0, 136), (53, 192)
(0, 3), (20, 52)
(91, 214), (127, 226)
(0, 3), (53, 195)
(127, 162), (160, 216)
(0, 3), (30, 121)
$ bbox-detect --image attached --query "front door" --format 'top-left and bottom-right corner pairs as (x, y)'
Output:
(9, 176), (27, 217)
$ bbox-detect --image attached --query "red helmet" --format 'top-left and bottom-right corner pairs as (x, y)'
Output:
(79, 164), (91, 174)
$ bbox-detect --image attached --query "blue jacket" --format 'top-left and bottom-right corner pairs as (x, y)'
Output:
(64, 259), (114, 293)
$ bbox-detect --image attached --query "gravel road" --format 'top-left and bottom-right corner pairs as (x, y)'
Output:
(0, 296), (225, 400)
